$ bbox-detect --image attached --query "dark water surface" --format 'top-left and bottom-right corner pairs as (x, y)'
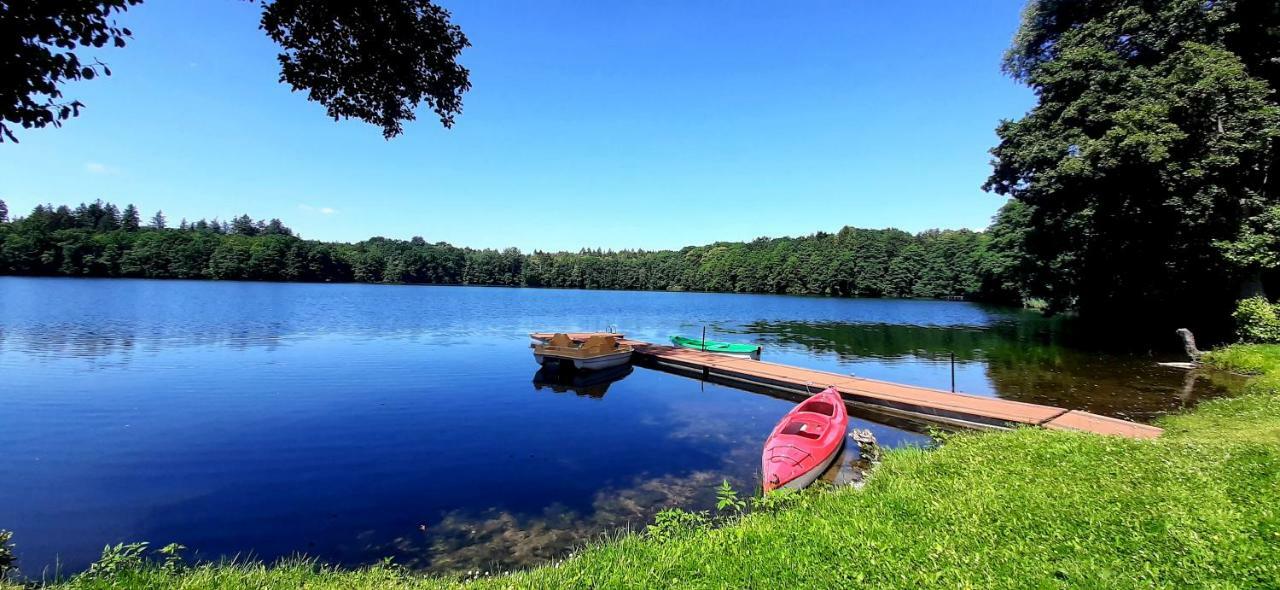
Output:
(0, 278), (1240, 576)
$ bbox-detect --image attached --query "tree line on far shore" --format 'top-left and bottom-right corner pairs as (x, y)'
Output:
(0, 199), (1018, 302)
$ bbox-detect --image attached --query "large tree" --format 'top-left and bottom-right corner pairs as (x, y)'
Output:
(0, 0), (470, 143)
(985, 0), (1280, 325)
(121, 203), (140, 230)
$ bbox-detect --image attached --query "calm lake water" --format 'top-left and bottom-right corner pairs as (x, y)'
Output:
(0, 277), (1241, 576)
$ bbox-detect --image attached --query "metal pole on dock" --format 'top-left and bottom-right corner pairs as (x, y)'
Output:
(950, 351), (956, 392)
(702, 326), (707, 351)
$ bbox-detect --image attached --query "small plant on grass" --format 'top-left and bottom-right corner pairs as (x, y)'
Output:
(645, 508), (709, 541)
(157, 542), (186, 574)
(86, 541), (150, 579)
(749, 487), (800, 513)
(714, 480), (747, 515)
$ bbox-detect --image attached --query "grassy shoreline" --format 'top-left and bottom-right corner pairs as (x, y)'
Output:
(7, 346), (1280, 589)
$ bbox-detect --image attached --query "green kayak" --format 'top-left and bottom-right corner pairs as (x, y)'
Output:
(670, 336), (761, 355)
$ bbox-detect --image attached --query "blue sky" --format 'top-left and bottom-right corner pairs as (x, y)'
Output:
(0, 0), (1033, 252)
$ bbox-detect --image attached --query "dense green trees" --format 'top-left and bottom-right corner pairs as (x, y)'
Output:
(0, 200), (1009, 300)
(985, 0), (1280, 322)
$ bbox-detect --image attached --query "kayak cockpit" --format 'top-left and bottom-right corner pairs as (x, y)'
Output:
(780, 419), (826, 440)
(796, 399), (836, 417)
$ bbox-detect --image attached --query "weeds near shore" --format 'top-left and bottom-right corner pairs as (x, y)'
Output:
(0, 530), (15, 581)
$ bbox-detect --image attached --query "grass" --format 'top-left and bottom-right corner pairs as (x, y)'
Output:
(1201, 344), (1280, 375)
(7, 345), (1280, 589)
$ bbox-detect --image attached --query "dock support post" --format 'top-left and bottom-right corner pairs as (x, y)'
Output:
(950, 351), (956, 392)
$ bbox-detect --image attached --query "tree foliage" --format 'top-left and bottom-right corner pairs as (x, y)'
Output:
(0, 1), (138, 142)
(1, 0), (470, 142)
(985, 0), (1280, 321)
(0, 200), (1012, 300)
(120, 203), (140, 231)
(1231, 296), (1280, 343)
(1218, 206), (1280, 278)
(261, 0), (471, 136)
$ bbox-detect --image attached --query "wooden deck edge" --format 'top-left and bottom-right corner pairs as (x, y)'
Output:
(640, 356), (1010, 431)
(636, 350), (1052, 429)
(536, 333), (1162, 439)
(1043, 410), (1164, 439)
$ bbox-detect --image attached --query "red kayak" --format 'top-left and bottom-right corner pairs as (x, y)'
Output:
(762, 386), (848, 492)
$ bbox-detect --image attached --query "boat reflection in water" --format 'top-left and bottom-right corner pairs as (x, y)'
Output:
(532, 365), (634, 399)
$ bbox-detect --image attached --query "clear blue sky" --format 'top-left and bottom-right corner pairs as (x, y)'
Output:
(0, 0), (1033, 252)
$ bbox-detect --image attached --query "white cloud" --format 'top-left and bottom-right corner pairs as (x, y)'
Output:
(299, 204), (338, 215)
(84, 161), (119, 175)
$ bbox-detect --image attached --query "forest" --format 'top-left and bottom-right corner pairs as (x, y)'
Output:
(0, 199), (1014, 301)
(6, 1), (1280, 334)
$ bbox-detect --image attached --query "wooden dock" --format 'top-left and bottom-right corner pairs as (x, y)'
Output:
(531, 333), (1163, 439)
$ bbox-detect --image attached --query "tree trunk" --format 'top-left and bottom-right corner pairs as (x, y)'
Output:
(1241, 270), (1267, 299)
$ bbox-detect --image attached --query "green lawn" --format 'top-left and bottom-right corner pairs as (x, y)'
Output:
(8, 346), (1280, 589)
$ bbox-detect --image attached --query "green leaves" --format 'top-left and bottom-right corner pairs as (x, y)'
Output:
(714, 480), (746, 514)
(158, 542), (188, 574)
(0, 1), (140, 142)
(987, 0), (1280, 322)
(4, 1), (470, 142)
(645, 508), (710, 542)
(1218, 207), (1280, 272)
(86, 541), (150, 579)
(1230, 297), (1280, 344)
(260, 0), (471, 137)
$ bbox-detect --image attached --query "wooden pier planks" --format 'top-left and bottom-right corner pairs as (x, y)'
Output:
(1043, 411), (1163, 439)
(529, 333), (1164, 439)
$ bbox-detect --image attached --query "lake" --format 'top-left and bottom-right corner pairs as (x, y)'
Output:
(0, 277), (1240, 577)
